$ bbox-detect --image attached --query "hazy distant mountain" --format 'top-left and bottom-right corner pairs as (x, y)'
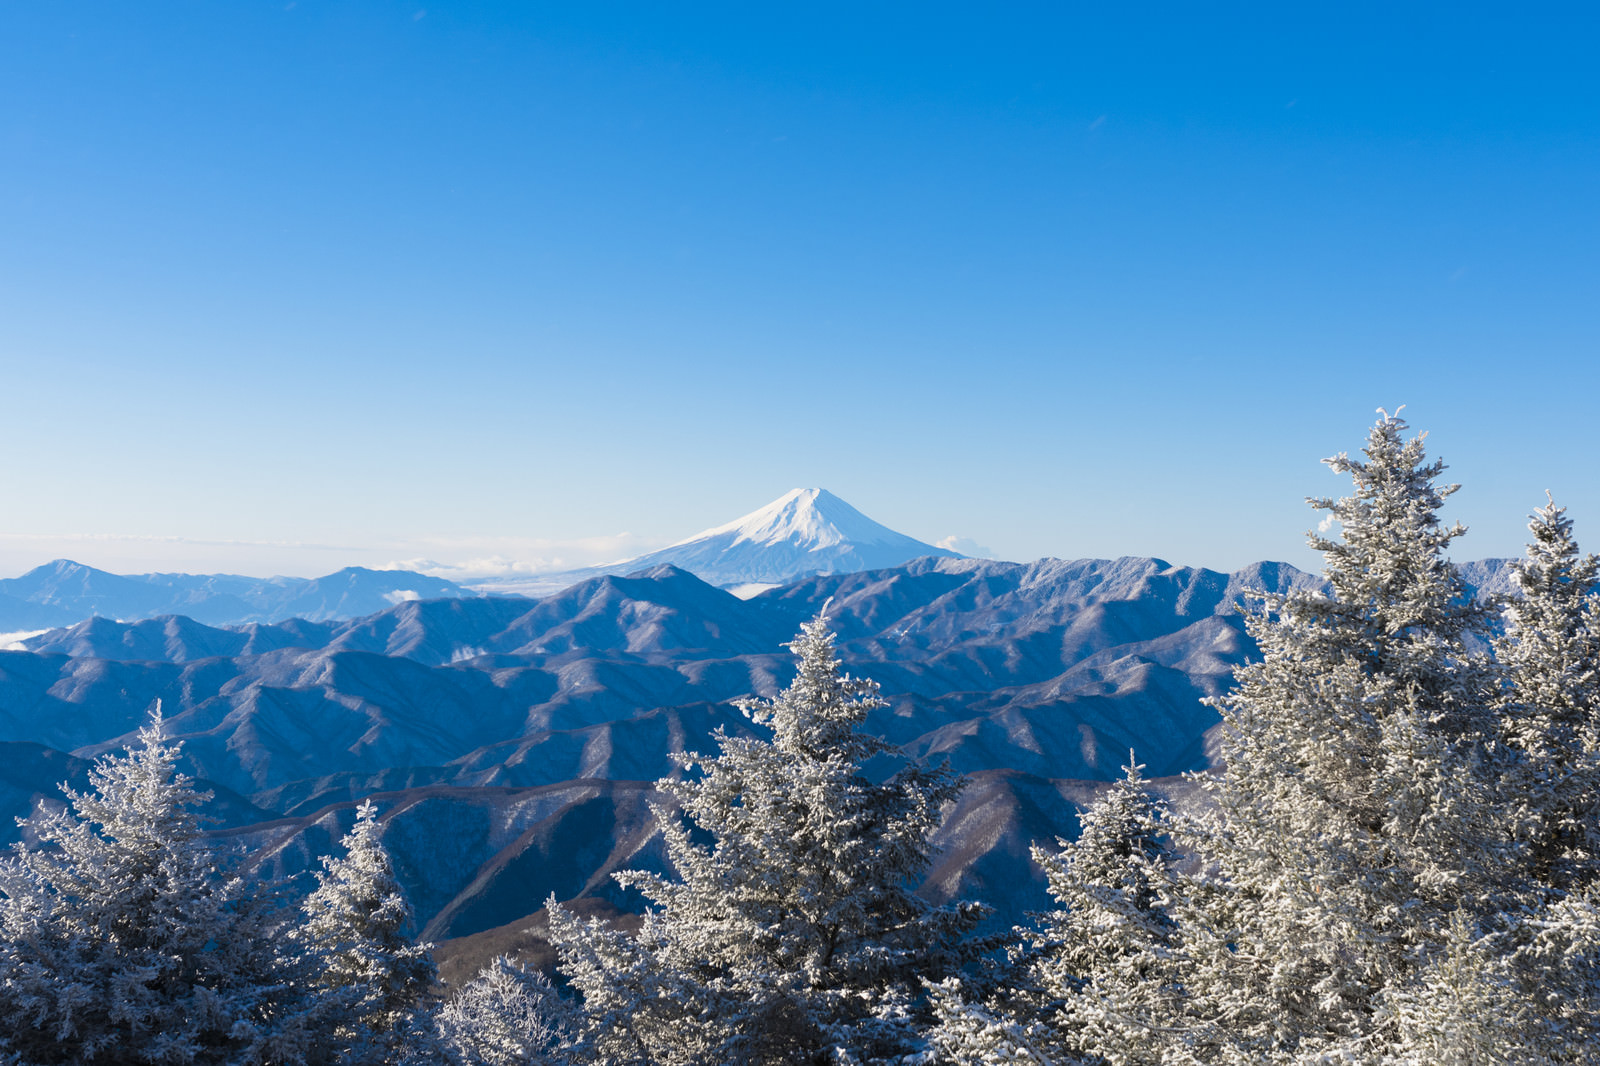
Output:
(0, 559), (485, 629)
(470, 488), (961, 595)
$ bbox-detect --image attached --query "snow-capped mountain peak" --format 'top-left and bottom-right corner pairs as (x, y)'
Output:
(606, 488), (958, 587)
(673, 488), (902, 551)
(471, 489), (960, 595)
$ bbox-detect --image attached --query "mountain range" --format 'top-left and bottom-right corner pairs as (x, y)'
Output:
(0, 560), (482, 632)
(0, 553), (1326, 946)
(0, 490), (1529, 978)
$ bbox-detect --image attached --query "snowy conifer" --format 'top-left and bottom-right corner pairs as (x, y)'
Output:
(0, 712), (314, 1064)
(1017, 759), (1189, 1066)
(549, 615), (988, 1064)
(1383, 910), (1533, 1066)
(1513, 885), (1600, 1059)
(918, 979), (1057, 1066)
(297, 800), (437, 1060)
(430, 956), (573, 1066)
(545, 900), (729, 1066)
(1485, 498), (1600, 1053)
(1179, 410), (1508, 1059)
(1494, 495), (1600, 895)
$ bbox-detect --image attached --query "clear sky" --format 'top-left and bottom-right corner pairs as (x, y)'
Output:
(2, 4), (1598, 579)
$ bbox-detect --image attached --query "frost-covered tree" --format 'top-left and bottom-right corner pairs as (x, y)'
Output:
(549, 615), (989, 1065)
(917, 979), (1057, 1066)
(0, 712), (316, 1065)
(429, 956), (573, 1066)
(1177, 410), (1508, 1060)
(1511, 885), (1600, 1061)
(1015, 760), (1190, 1066)
(1382, 910), (1533, 1066)
(1484, 497), (1600, 1054)
(1494, 495), (1600, 896)
(297, 800), (436, 1061)
(537, 902), (720, 1062)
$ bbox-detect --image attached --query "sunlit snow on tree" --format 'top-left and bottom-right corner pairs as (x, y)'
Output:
(549, 614), (989, 1065)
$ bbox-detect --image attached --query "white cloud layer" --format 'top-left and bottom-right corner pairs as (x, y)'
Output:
(378, 532), (666, 579)
(936, 535), (996, 559)
(0, 531), (670, 581)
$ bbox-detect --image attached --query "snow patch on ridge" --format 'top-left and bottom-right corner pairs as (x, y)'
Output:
(726, 582), (783, 600)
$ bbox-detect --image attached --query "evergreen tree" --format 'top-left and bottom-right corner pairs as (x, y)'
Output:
(297, 800), (437, 1061)
(1494, 495), (1600, 895)
(542, 903), (723, 1066)
(549, 615), (988, 1065)
(0, 712), (315, 1065)
(1512, 885), (1600, 1061)
(1016, 760), (1190, 1066)
(429, 956), (573, 1066)
(1487, 497), (1600, 1053)
(1384, 910), (1531, 1066)
(918, 979), (1057, 1066)
(1177, 410), (1507, 1060)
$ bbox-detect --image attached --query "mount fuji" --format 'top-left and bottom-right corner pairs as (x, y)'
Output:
(471, 488), (962, 595)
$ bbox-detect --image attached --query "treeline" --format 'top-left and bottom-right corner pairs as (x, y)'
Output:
(3, 411), (1599, 1064)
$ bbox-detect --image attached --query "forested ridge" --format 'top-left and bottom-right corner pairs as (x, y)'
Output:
(3, 412), (1597, 1064)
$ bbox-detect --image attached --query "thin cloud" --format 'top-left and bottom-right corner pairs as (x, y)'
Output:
(936, 535), (996, 559)
(380, 532), (673, 579)
(0, 532), (367, 552)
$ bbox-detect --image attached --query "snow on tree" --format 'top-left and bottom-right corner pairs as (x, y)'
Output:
(0, 710), (318, 1065)
(429, 955), (573, 1066)
(916, 979), (1057, 1066)
(1484, 497), (1600, 1053)
(548, 614), (989, 1065)
(1175, 410), (1510, 1060)
(296, 799), (437, 1060)
(543, 901), (727, 1066)
(1494, 494), (1600, 896)
(1512, 885), (1600, 1062)
(1013, 759), (1192, 1066)
(1382, 910), (1535, 1066)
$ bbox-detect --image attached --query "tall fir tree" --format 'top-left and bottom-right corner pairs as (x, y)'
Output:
(1486, 497), (1600, 1055)
(1176, 410), (1508, 1060)
(1494, 495), (1600, 895)
(549, 615), (988, 1065)
(0, 712), (316, 1065)
(297, 800), (437, 1062)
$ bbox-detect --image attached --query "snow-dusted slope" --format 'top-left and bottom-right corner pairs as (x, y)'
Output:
(474, 489), (960, 594)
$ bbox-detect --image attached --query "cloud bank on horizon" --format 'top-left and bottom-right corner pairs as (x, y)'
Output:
(0, 531), (672, 582)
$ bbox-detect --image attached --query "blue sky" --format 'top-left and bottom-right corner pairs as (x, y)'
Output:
(2, 4), (1597, 578)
